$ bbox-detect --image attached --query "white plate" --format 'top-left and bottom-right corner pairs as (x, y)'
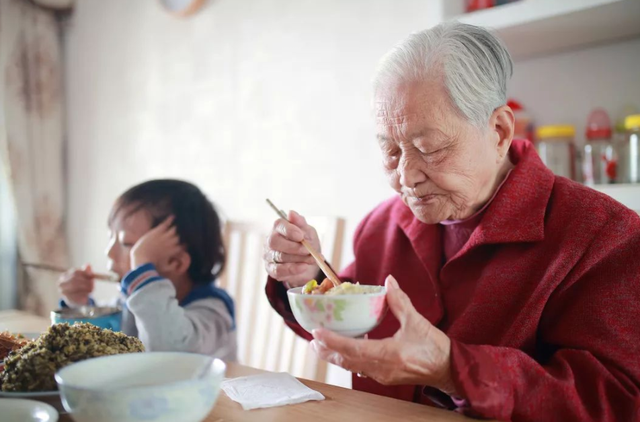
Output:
(0, 391), (64, 414)
(0, 398), (58, 422)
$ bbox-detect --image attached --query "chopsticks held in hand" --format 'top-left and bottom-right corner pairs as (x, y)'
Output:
(22, 262), (120, 283)
(266, 199), (342, 288)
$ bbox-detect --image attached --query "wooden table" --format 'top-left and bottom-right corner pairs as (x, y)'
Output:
(210, 363), (475, 422)
(0, 310), (479, 422)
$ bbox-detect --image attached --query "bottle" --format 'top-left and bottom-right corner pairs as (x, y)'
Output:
(614, 104), (638, 147)
(583, 108), (615, 185)
(536, 125), (576, 180)
(617, 114), (640, 184)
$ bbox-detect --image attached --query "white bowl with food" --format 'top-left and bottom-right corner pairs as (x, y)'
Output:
(55, 352), (226, 422)
(287, 279), (388, 338)
(0, 398), (59, 422)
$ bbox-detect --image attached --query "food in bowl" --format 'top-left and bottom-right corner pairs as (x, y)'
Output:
(288, 282), (388, 338)
(0, 323), (144, 392)
(55, 352), (226, 422)
(51, 306), (122, 332)
(303, 279), (385, 296)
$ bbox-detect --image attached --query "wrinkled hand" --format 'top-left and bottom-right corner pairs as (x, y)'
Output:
(58, 264), (95, 306)
(131, 216), (182, 271)
(311, 275), (456, 394)
(263, 210), (321, 287)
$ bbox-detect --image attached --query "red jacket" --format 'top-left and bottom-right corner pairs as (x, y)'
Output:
(266, 139), (640, 421)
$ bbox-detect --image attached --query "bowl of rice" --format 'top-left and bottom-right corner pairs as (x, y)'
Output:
(287, 280), (387, 337)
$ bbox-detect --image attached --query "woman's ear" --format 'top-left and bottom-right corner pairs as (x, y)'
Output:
(490, 105), (515, 161)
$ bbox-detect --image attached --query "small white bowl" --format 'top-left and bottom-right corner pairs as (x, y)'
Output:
(287, 286), (388, 337)
(0, 398), (58, 422)
(0, 391), (63, 414)
(55, 352), (226, 422)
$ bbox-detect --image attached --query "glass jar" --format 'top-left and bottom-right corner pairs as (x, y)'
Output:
(583, 108), (615, 185)
(536, 125), (576, 180)
(616, 114), (640, 184)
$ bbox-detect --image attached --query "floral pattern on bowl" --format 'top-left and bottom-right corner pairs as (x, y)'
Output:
(288, 286), (387, 338)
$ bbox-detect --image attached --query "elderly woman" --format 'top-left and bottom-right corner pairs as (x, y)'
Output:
(263, 22), (640, 421)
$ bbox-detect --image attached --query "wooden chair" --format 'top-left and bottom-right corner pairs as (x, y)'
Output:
(218, 216), (346, 382)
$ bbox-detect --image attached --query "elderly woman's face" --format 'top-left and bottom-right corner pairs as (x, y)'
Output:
(376, 79), (506, 224)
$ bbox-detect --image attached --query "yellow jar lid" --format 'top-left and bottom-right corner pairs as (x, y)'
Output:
(536, 125), (576, 140)
(625, 114), (640, 130)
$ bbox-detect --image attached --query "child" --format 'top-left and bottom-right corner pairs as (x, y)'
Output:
(58, 179), (236, 361)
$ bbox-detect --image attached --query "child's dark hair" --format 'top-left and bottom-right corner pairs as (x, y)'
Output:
(109, 179), (225, 284)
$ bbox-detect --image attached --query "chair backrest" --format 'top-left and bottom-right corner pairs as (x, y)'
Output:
(218, 216), (346, 382)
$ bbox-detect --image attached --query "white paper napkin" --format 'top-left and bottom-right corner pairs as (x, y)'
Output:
(221, 372), (325, 410)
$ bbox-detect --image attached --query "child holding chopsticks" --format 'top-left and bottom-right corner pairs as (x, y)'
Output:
(58, 180), (236, 360)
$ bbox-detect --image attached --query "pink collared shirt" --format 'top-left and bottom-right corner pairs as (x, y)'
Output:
(440, 170), (513, 262)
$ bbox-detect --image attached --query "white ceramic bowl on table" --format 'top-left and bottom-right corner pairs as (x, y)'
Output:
(0, 398), (58, 422)
(0, 390), (63, 414)
(55, 352), (226, 422)
(287, 286), (388, 337)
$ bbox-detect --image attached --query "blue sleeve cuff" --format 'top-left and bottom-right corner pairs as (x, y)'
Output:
(59, 297), (96, 308)
(121, 263), (164, 296)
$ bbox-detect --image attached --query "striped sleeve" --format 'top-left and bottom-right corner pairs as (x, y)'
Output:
(121, 263), (164, 297)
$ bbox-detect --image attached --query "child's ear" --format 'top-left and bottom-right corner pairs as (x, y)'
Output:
(168, 250), (191, 276)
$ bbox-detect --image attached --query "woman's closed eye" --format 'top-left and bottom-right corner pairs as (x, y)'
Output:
(383, 150), (400, 168)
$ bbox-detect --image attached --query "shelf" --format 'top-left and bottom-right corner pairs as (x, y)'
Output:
(445, 0), (640, 60)
(592, 183), (640, 211)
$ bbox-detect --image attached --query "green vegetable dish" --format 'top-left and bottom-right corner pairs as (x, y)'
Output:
(0, 322), (144, 392)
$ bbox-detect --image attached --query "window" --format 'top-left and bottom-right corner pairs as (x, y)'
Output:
(0, 159), (17, 310)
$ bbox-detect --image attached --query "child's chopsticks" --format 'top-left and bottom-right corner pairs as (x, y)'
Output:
(23, 262), (120, 283)
(265, 199), (341, 288)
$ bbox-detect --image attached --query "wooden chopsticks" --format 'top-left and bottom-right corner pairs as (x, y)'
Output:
(266, 199), (342, 288)
(22, 262), (120, 283)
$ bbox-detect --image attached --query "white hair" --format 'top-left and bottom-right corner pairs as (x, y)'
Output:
(373, 22), (513, 127)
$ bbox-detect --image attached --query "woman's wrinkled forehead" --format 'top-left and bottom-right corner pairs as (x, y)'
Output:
(375, 82), (456, 143)
(376, 79), (452, 123)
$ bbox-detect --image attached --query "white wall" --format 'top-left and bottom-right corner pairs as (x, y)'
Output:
(63, 0), (442, 299)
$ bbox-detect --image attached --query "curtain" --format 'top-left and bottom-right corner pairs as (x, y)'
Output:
(0, 0), (68, 315)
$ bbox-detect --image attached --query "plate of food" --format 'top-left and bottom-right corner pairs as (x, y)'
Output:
(287, 278), (388, 337)
(0, 323), (145, 413)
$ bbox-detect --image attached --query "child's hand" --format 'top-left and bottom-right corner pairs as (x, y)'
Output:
(58, 264), (95, 306)
(130, 216), (182, 271)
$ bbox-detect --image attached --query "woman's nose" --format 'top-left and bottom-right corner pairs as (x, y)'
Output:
(398, 155), (427, 189)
